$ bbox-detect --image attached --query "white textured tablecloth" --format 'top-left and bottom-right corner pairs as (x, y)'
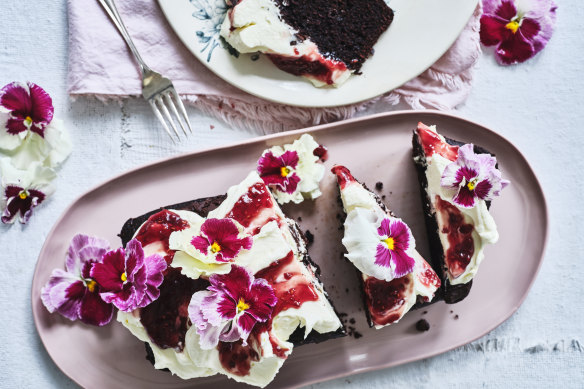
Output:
(0, 1), (583, 388)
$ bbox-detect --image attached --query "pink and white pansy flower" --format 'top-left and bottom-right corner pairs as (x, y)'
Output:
(170, 215), (254, 279)
(90, 239), (167, 312)
(257, 134), (325, 204)
(0, 82), (71, 169)
(41, 234), (115, 326)
(441, 144), (509, 208)
(0, 158), (56, 224)
(188, 265), (277, 349)
(343, 208), (417, 282)
(374, 218), (416, 278)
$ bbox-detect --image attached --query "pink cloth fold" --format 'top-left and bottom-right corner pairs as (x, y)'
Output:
(67, 0), (481, 133)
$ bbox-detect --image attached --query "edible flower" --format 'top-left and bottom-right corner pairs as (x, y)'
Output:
(1, 158), (55, 224)
(189, 265), (277, 349)
(480, 0), (557, 65)
(257, 134), (325, 204)
(441, 144), (510, 208)
(0, 81), (53, 138)
(90, 239), (167, 312)
(191, 218), (253, 263)
(0, 82), (71, 169)
(257, 150), (301, 195)
(375, 218), (416, 278)
(41, 234), (114, 326)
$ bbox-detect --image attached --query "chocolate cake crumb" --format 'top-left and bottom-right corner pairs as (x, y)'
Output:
(375, 181), (383, 190)
(416, 319), (430, 332)
(422, 311), (428, 315)
(381, 195), (386, 200)
(353, 332), (363, 339)
(450, 310), (454, 314)
(345, 288), (349, 294)
(305, 229), (314, 244)
(250, 53), (260, 61)
(349, 318), (356, 325)
(454, 315), (459, 320)
(297, 216), (302, 221)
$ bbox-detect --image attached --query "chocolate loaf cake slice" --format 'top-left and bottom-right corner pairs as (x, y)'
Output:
(117, 171), (345, 387)
(412, 122), (503, 304)
(331, 165), (440, 328)
(220, 0), (394, 86)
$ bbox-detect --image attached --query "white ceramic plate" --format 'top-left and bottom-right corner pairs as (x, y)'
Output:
(158, 0), (478, 107)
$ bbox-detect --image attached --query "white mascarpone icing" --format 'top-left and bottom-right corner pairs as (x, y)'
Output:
(219, 0), (352, 87)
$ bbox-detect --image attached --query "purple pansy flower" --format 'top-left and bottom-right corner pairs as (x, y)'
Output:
(441, 144), (510, 208)
(0, 82), (53, 137)
(480, 0), (557, 65)
(90, 239), (167, 312)
(375, 218), (416, 278)
(41, 234), (114, 326)
(191, 218), (253, 263)
(1, 159), (55, 224)
(188, 265), (277, 349)
(257, 150), (301, 195)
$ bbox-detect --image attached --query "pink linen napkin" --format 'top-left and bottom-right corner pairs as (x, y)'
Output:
(67, 0), (481, 133)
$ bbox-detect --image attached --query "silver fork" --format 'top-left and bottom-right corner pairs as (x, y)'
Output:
(98, 0), (192, 142)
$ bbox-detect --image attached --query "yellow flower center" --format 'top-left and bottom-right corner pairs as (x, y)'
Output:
(210, 241), (221, 253)
(86, 280), (97, 293)
(121, 272), (127, 282)
(19, 191), (28, 200)
(505, 20), (520, 34)
(280, 166), (291, 177)
(237, 298), (250, 313)
(383, 237), (395, 251)
(467, 180), (476, 191)
(24, 116), (33, 126)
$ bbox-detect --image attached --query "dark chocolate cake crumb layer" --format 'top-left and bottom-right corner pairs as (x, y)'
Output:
(274, 0), (394, 71)
(412, 133), (495, 304)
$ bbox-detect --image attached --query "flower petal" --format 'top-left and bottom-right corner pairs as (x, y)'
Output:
(209, 265), (253, 303)
(189, 290), (213, 330)
(191, 235), (210, 254)
(453, 186), (477, 208)
(40, 269), (83, 321)
(391, 250), (416, 278)
(197, 321), (224, 350)
(28, 82), (54, 126)
(79, 290), (114, 326)
(374, 244), (392, 268)
(480, 14), (509, 46)
(245, 278), (277, 322)
(376, 218), (391, 238)
(91, 248), (125, 292)
(66, 234), (110, 275)
(235, 313), (256, 344)
(280, 150), (299, 169)
(0, 82), (31, 116)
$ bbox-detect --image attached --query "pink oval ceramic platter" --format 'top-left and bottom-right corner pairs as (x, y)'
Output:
(32, 111), (548, 389)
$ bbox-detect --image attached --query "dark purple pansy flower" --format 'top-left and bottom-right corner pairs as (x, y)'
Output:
(0, 82), (54, 137)
(441, 144), (510, 208)
(257, 150), (301, 194)
(1, 160), (55, 224)
(90, 239), (167, 312)
(375, 218), (416, 278)
(41, 234), (114, 327)
(191, 218), (253, 263)
(480, 0), (557, 65)
(188, 265), (277, 349)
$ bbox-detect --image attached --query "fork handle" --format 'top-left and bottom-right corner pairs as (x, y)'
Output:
(97, 0), (151, 76)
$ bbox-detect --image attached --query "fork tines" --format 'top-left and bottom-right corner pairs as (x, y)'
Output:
(148, 88), (193, 143)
